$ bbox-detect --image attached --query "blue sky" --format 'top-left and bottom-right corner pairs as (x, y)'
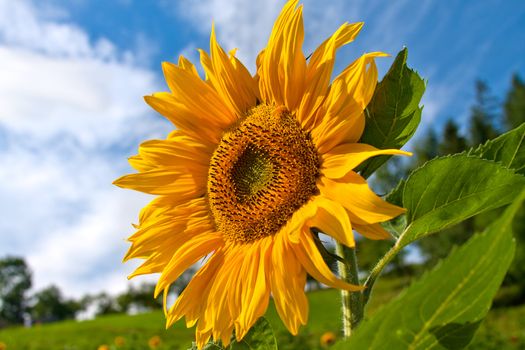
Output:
(0, 0), (524, 298)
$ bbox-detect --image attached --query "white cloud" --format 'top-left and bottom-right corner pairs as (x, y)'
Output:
(0, 0), (115, 60)
(0, 0), (170, 298)
(0, 47), (162, 147)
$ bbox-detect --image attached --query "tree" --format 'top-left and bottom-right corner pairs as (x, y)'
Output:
(93, 292), (120, 316)
(504, 74), (525, 129)
(468, 80), (498, 146)
(412, 128), (439, 166)
(30, 285), (81, 323)
(439, 120), (467, 155)
(0, 257), (32, 326)
(116, 283), (162, 313)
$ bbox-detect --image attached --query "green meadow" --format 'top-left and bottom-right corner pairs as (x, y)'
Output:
(0, 277), (523, 350)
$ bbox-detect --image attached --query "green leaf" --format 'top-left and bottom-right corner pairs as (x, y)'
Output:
(398, 155), (525, 247)
(468, 122), (525, 175)
(358, 48), (425, 178)
(230, 318), (278, 350)
(334, 191), (523, 350)
(385, 123), (525, 237)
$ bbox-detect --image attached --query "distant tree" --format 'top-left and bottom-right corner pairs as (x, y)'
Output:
(116, 283), (162, 313)
(503, 74), (525, 129)
(372, 157), (407, 196)
(0, 257), (32, 326)
(412, 128), (439, 166)
(30, 285), (81, 323)
(439, 120), (467, 155)
(93, 293), (120, 316)
(468, 80), (498, 146)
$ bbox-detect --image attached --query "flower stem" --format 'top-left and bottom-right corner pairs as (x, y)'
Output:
(362, 242), (401, 305)
(335, 243), (363, 337)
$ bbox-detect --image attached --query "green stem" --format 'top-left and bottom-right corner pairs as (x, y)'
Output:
(362, 242), (402, 305)
(335, 243), (363, 337)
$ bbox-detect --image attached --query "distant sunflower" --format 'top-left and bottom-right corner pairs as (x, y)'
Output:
(114, 0), (409, 348)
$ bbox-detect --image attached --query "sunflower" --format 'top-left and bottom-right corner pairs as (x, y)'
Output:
(114, 0), (409, 348)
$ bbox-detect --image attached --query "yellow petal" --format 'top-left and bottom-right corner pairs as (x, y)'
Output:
(144, 93), (222, 145)
(308, 22), (363, 72)
(270, 234), (308, 334)
(137, 139), (210, 174)
(354, 223), (392, 240)
(204, 248), (243, 341)
(128, 155), (153, 172)
(307, 196), (355, 247)
(178, 55), (200, 77)
(113, 171), (205, 196)
(319, 172), (406, 225)
(138, 195), (201, 226)
(155, 232), (223, 297)
(298, 22), (363, 128)
(161, 61), (236, 127)
(322, 143), (412, 179)
(196, 326), (212, 350)
(292, 227), (362, 291)
(312, 52), (388, 153)
(167, 251), (224, 328)
(126, 211), (212, 262)
(258, 0), (305, 110)
(236, 238), (272, 340)
(200, 26), (258, 116)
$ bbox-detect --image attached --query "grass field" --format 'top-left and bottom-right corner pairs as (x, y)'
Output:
(0, 277), (523, 350)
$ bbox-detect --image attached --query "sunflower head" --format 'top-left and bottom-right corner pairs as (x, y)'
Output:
(114, 0), (410, 348)
(208, 104), (321, 244)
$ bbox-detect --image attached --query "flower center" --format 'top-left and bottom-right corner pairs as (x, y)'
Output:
(208, 104), (320, 244)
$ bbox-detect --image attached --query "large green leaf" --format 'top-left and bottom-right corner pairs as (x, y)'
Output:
(334, 191), (523, 350)
(398, 155), (525, 247)
(358, 48), (425, 178)
(468, 122), (525, 175)
(188, 318), (277, 350)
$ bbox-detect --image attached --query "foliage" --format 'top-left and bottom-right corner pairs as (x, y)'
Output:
(31, 285), (82, 323)
(504, 74), (525, 129)
(0, 257), (32, 326)
(116, 283), (163, 314)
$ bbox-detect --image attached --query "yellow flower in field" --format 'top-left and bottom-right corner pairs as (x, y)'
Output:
(114, 336), (126, 347)
(114, 0), (409, 348)
(148, 335), (162, 349)
(97, 345), (109, 350)
(0, 341), (6, 350)
(320, 331), (337, 348)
